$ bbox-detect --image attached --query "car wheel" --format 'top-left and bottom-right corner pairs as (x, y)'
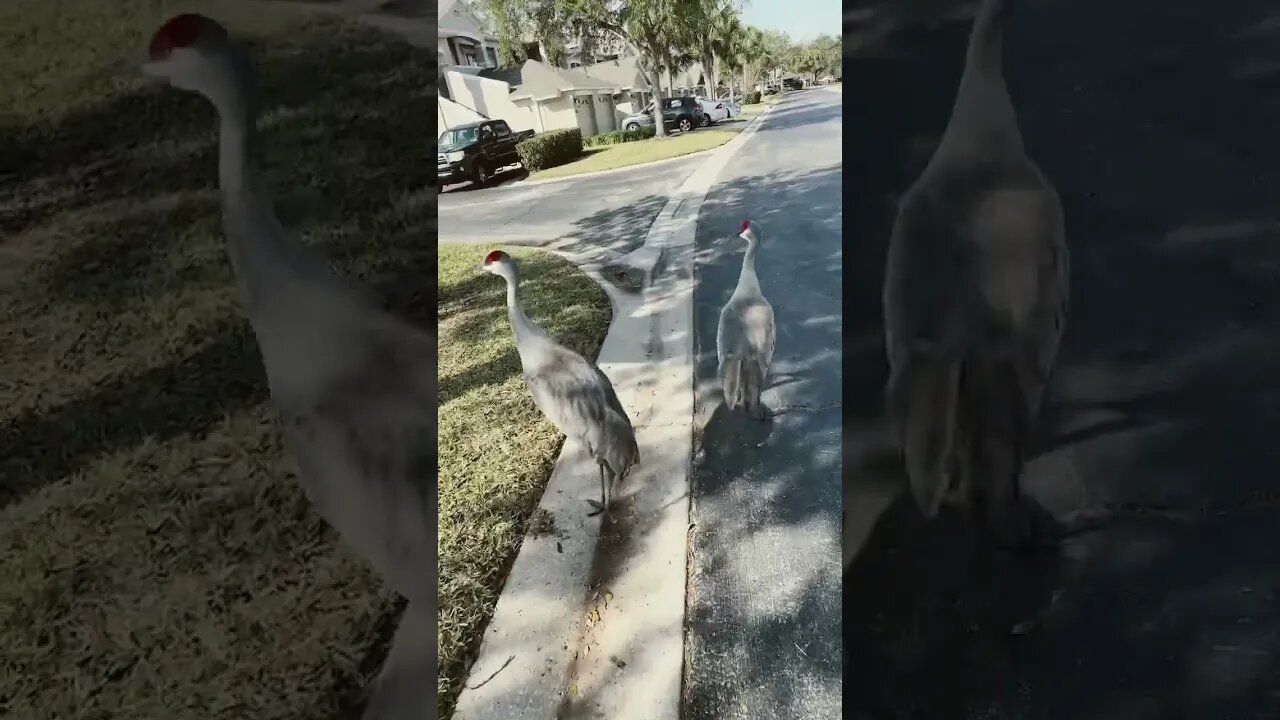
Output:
(626, 122), (641, 131)
(474, 161), (491, 186)
(700, 113), (711, 127)
(679, 117), (692, 132)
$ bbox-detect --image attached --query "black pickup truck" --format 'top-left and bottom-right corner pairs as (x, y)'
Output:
(437, 119), (535, 191)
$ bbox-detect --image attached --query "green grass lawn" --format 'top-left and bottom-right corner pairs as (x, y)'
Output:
(529, 128), (745, 181)
(436, 244), (610, 717)
(0, 2), (432, 718)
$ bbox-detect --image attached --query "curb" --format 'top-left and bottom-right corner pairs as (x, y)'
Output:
(451, 104), (776, 720)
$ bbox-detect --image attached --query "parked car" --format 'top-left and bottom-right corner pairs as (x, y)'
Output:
(762, 85), (779, 95)
(437, 119), (534, 192)
(716, 96), (743, 117)
(782, 77), (804, 91)
(694, 97), (730, 126)
(620, 97), (701, 133)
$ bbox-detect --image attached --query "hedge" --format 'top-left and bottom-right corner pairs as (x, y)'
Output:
(516, 128), (583, 172)
(584, 125), (656, 148)
(745, 90), (762, 104)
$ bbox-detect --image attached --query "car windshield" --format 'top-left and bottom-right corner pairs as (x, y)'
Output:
(439, 127), (479, 145)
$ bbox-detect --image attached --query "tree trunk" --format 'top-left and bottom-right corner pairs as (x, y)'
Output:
(703, 53), (716, 98)
(650, 65), (667, 138)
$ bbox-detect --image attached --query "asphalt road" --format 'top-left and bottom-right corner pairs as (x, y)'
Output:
(683, 88), (843, 719)
(843, 2), (1280, 719)
(436, 155), (703, 256)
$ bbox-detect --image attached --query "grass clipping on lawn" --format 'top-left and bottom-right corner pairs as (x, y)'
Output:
(0, 3), (433, 719)
(437, 243), (611, 716)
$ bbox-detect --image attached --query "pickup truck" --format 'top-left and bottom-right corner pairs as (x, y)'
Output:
(437, 119), (536, 191)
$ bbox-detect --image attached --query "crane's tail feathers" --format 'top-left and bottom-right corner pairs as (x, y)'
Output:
(721, 357), (742, 410)
(891, 357), (962, 519)
(722, 356), (765, 416)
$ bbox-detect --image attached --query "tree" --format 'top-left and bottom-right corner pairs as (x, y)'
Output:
(480, 0), (528, 67)
(694, 0), (740, 99)
(735, 25), (768, 95)
(759, 29), (792, 84)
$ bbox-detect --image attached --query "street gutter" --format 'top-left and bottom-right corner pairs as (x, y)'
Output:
(451, 104), (776, 720)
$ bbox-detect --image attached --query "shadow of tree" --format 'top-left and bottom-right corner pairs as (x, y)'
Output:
(559, 194), (670, 257)
(0, 320), (266, 507)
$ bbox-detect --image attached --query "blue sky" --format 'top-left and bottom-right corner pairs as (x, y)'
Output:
(739, 0), (842, 43)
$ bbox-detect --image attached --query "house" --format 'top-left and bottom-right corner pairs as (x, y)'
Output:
(578, 56), (654, 122)
(441, 60), (622, 138)
(437, 0), (500, 75)
(499, 61), (622, 137)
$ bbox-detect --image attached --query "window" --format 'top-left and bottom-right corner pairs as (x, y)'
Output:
(457, 41), (480, 66)
(666, 99), (683, 108)
(493, 121), (511, 137)
(486, 46), (498, 67)
(480, 124), (494, 140)
(440, 127), (478, 145)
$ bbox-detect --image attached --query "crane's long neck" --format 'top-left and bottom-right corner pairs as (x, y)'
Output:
(503, 270), (544, 348)
(735, 238), (762, 295)
(929, 0), (1023, 171)
(212, 76), (319, 312)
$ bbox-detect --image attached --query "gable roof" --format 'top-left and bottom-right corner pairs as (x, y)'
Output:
(498, 60), (619, 101)
(579, 56), (650, 92)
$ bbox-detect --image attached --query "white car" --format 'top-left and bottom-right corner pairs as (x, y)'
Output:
(694, 97), (730, 126)
(715, 97), (743, 117)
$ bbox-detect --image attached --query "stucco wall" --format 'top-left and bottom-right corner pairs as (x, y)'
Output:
(535, 96), (579, 134)
(593, 93), (617, 134)
(444, 71), (538, 133)
(437, 97), (487, 137)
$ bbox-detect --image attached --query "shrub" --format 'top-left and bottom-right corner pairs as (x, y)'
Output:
(516, 128), (583, 171)
(745, 90), (762, 104)
(584, 125), (656, 147)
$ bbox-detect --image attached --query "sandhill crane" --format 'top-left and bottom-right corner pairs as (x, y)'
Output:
(480, 250), (639, 518)
(142, 14), (435, 718)
(881, 0), (1069, 547)
(717, 220), (776, 420)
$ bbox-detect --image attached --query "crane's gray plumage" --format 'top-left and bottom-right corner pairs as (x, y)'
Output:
(482, 251), (639, 516)
(717, 220), (775, 420)
(882, 0), (1068, 542)
(143, 15), (436, 719)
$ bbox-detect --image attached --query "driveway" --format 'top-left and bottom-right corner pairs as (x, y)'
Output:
(683, 89), (843, 718)
(437, 156), (703, 256)
(843, 2), (1280, 718)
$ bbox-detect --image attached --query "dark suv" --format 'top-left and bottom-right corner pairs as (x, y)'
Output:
(782, 77), (804, 91)
(620, 96), (702, 134)
(437, 119), (535, 191)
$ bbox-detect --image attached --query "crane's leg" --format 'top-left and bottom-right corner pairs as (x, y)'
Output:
(586, 462), (610, 518)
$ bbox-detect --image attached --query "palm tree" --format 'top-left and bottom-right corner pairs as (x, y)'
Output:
(694, 0), (738, 100)
(735, 25), (767, 97)
(622, 0), (696, 138)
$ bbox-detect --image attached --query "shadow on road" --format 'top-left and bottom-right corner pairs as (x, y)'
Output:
(843, 1), (1280, 717)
